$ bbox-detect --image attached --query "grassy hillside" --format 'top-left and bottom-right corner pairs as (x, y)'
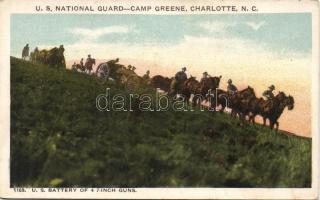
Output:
(10, 57), (311, 187)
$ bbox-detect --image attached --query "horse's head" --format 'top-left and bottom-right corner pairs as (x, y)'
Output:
(241, 86), (255, 98)
(213, 75), (222, 84)
(276, 91), (286, 100)
(206, 75), (222, 89)
(284, 95), (294, 110)
(58, 45), (65, 54)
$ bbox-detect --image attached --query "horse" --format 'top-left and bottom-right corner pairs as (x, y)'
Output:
(181, 76), (199, 105)
(209, 88), (228, 112)
(257, 92), (294, 130)
(85, 59), (95, 74)
(46, 46), (66, 68)
(37, 49), (48, 64)
(149, 75), (172, 93)
(247, 92), (286, 124)
(247, 97), (265, 123)
(74, 64), (85, 73)
(182, 76), (222, 106)
(36, 45), (66, 68)
(233, 86), (257, 123)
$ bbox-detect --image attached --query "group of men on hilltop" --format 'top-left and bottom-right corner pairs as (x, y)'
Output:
(23, 44), (276, 99)
(71, 54), (95, 71)
(170, 67), (276, 100)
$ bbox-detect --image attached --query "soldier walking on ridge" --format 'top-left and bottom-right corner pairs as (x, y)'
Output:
(22, 44), (30, 60)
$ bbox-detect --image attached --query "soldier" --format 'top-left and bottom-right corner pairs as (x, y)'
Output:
(22, 44), (30, 60)
(59, 44), (64, 51)
(86, 54), (92, 64)
(263, 85), (275, 100)
(71, 62), (77, 71)
(85, 54), (95, 74)
(200, 71), (209, 82)
(132, 66), (136, 72)
(30, 47), (39, 62)
(80, 58), (84, 68)
(170, 67), (188, 96)
(58, 45), (66, 68)
(175, 67), (187, 81)
(128, 65), (132, 70)
(142, 70), (150, 80)
(227, 79), (238, 95)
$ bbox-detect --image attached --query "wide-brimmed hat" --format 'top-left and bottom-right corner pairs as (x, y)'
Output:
(203, 72), (208, 75)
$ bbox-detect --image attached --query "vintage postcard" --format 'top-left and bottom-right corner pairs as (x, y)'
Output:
(0, 0), (319, 199)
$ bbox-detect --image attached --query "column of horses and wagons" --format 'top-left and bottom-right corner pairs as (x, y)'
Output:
(22, 43), (295, 131)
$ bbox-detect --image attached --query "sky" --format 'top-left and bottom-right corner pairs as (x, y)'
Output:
(11, 14), (312, 137)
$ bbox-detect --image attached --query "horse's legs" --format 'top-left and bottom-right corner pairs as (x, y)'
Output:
(250, 114), (256, 123)
(242, 113), (248, 125)
(269, 121), (274, 130)
(192, 96), (197, 107)
(275, 121), (279, 131)
(248, 114), (252, 123)
(231, 109), (234, 117)
(219, 105), (225, 113)
(185, 93), (191, 106)
(240, 113), (246, 126)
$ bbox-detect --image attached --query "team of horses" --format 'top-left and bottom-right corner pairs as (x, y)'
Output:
(27, 45), (294, 131)
(149, 75), (294, 131)
(30, 45), (66, 68)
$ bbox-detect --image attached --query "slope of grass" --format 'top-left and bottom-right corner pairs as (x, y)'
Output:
(10, 57), (311, 187)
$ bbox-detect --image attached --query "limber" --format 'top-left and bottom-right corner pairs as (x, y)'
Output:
(96, 88), (228, 112)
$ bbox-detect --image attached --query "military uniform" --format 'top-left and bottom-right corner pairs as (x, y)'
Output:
(200, 72), (209, 83)
(85, 57), (92, 66)
(142, 71), (150, 80)
(227, 84), (237, 93)
(80, 58), (84, 67)
(22, 44), (29, 60)
(170, 68), (187, 94)
(263, 90), (274, 100)
(263, 85), (275, 100)
(227, 79), (237, 95)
